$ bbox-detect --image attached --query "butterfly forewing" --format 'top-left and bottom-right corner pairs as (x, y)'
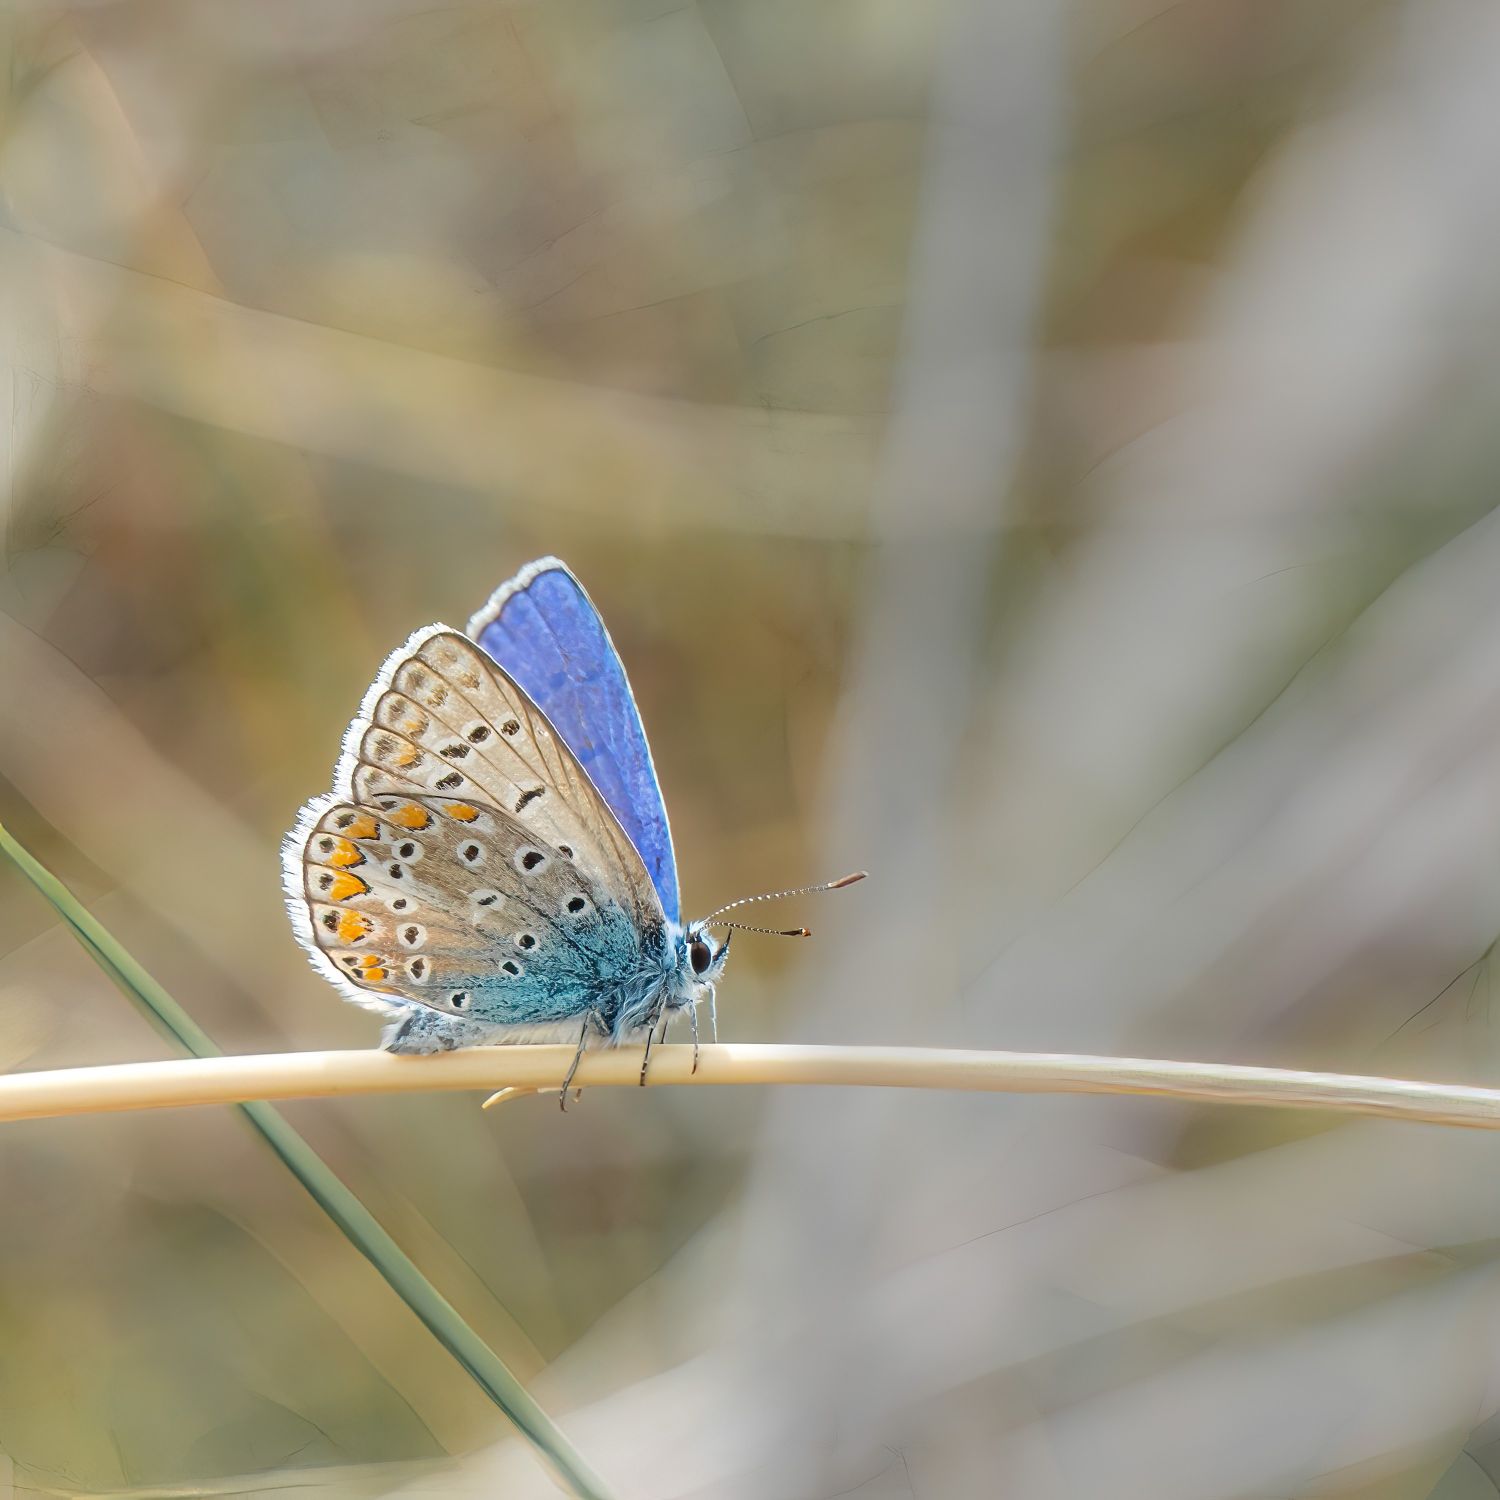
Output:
(345, 630), (657, 926)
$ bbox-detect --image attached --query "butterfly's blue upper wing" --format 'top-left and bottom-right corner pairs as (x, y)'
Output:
(467, 558), (681, 925)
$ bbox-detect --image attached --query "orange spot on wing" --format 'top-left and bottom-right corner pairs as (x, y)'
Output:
(344, 813), (379, 841)
(361, 967), (389, 983)
(393, 744), (421, 768)
(326, 872), (369, 902)
(336, 911), (373, 944)
(389, 803), (432, 830)
(445, 803), (479, 822)
(327, 838), (364, 869)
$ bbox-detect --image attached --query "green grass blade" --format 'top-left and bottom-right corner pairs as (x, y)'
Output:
(0, 817), (617, 1500)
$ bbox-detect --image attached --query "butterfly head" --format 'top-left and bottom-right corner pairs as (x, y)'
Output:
(683, 923), (731, 988)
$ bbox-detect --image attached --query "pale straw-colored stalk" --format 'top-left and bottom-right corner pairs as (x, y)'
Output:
(2, 1043), (1499, 1131)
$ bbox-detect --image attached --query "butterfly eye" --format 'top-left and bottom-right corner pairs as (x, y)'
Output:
(690, 939), (713, 976)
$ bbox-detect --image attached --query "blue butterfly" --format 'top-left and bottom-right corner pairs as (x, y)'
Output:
(284, 557), (861, 1092)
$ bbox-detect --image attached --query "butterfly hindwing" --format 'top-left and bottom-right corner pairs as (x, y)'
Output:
(295, 793), (645, 1040)
(467, 558), (681, 924)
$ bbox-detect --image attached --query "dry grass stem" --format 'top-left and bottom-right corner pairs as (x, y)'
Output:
(1, 1044), (1498, 1130)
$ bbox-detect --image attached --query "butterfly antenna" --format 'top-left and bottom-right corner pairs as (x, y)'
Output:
(702, 871), (866, 938)
(716, 921), (812, 938)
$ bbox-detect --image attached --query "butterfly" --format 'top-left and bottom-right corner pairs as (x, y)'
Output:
(283, 556), (862, 1093)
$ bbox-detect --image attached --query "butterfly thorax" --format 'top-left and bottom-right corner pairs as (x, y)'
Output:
(605, 918), (719, 1038)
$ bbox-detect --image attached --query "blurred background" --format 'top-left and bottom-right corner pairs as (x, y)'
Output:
(7, 0), (1500, 1495)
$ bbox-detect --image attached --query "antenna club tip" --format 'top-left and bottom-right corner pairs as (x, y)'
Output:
(830, 871), (867, 889)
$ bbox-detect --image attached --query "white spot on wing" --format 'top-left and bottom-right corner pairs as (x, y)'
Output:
(468, 889), (503, 924)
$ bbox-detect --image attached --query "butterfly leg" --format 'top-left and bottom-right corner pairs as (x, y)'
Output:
(559, 1015), (591, 1111)
(707, 985), (719, 1045)
(688, 995), (700, 1074)
(639, 1009), (669, 1086)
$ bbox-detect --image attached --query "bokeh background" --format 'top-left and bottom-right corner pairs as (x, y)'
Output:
(7, 0), (1500, 1496)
